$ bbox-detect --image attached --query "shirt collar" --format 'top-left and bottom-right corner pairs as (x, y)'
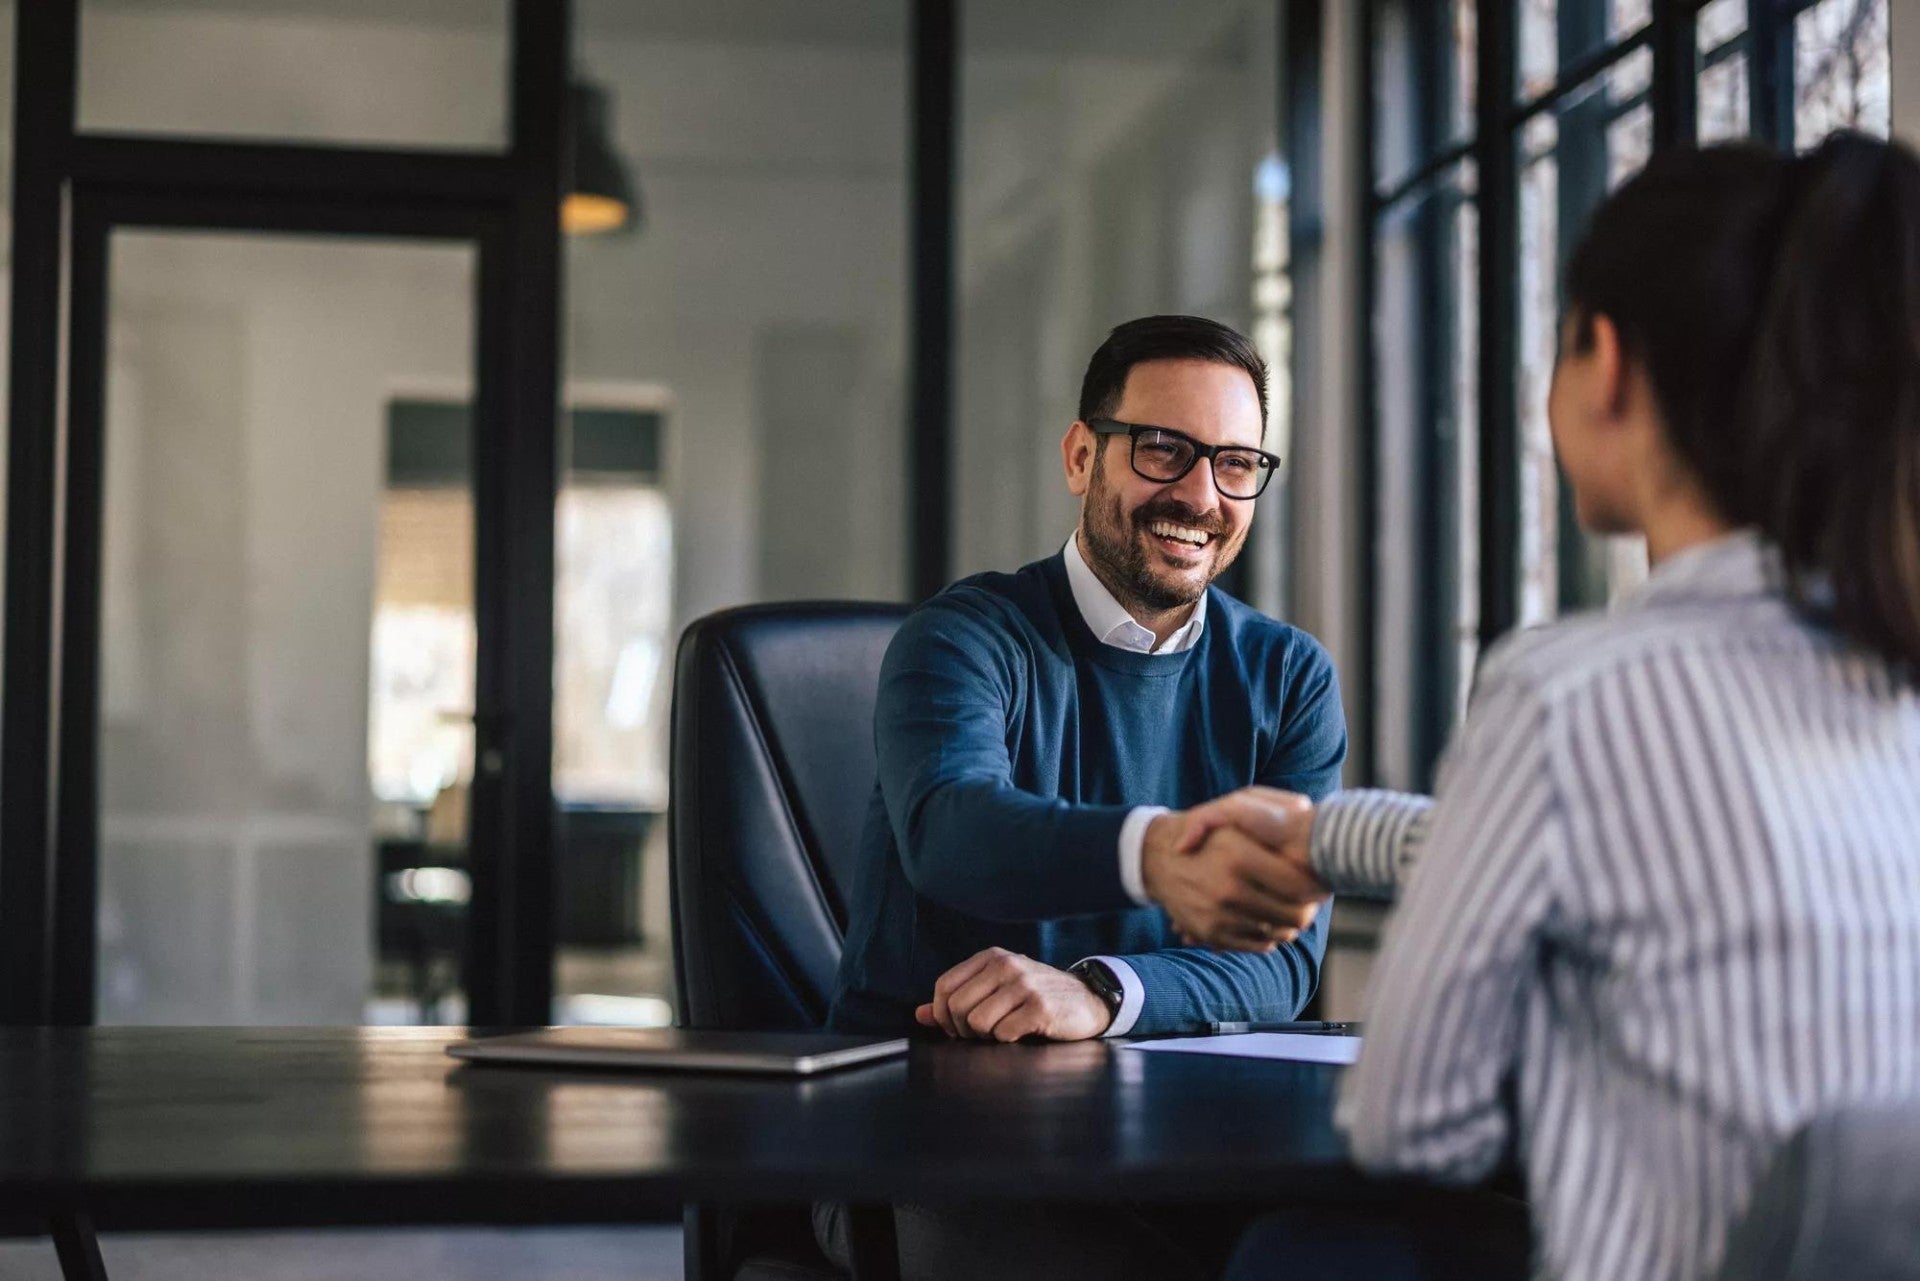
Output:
(1061, 533), (1207, 654)
(1616, 528), (1777, 612)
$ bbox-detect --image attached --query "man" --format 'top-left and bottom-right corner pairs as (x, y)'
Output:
(829, 313), (1345, 1047)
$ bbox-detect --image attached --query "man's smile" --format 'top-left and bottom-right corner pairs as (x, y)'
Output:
(1140, 514), (1221, 564)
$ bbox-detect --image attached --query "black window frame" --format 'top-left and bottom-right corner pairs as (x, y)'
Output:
(1356, 0), (1852, 790)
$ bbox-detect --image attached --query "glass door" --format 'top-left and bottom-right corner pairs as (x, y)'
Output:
(91, 228), (485, 1024)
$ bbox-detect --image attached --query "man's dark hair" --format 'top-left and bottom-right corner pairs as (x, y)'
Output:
(1076, 315), (1269, 428)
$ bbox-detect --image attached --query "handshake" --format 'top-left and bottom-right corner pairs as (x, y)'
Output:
(912, 786), (1329, 1042)
(1141, 786), (1328, 952)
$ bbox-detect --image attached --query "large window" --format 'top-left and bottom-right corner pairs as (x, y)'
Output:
(1369, 1), (1480, 790)
(1363, 0), (1891, 790)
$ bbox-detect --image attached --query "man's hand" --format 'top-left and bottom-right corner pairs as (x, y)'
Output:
(1141, 788), (1327, 951)
(915, 948), (1114, 1043)
(1174, 786), (1320, 863)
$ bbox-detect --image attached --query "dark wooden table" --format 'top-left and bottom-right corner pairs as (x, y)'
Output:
(0, 1027), (1370, 1275)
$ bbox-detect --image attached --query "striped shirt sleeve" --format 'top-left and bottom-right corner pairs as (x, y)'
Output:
(1331, 668), (1564, 1182)
(1310, 789), (1434, 898)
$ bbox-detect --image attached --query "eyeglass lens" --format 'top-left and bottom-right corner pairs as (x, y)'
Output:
(1132, 429), (1273, 498)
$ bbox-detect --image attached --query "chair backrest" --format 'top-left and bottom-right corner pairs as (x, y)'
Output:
(1715, 1098), (1920, 1281)
(669, 601), (910, 1031)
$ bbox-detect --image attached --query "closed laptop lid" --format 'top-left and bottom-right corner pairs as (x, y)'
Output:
(447, 1027), (909, 1076)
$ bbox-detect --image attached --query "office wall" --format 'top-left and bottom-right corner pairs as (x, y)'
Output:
(951, 1), (1280, 583)
(566, 23), (909, 622)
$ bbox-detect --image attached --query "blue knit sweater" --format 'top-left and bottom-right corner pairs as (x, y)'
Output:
(827, 551), (1347, 1036)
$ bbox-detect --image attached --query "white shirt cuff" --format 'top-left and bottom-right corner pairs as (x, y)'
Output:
(1079, 956), (1146, 1038)
(1117, 805), (1168, 907)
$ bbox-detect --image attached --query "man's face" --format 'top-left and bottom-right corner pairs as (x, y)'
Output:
(1063, 357), (1265, 613)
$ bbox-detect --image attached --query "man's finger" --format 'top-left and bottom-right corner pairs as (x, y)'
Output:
(1173, 801), (1229, 854)
(1180, 896), (1313, 951)
(930, 976), (973, 1038)
(1194, 823), (1324, 907)
(929, 949), (1006, 1037)
(1228, 862), (1328, 920)
(1174, 794), (1308, 857)
(932, 948), (1001, 997)
(1191, 793), (1312, 854)
(945, 968), (1015, 1039)
(1216, 891), (1320, 940)
(1225, 793), (1313, 851)
(915, 1003), (938, 1027)
(929, 990), (963, 1038)
(990, 997), (1044, 1043)
(963, 983), (1030, 1039)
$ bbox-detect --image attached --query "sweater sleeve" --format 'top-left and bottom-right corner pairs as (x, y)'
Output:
(876, 601), (1136, 921)
(1103, 633), (1350, 1034)
(1260, 631), (1349, 798)
(1115, 910), (1328, 1034)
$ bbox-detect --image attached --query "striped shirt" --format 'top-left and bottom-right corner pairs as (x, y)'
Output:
(1312, 530), (1920, 1281)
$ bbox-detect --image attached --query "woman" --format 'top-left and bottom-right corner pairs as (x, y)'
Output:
(1221, 134), (1920, 1280)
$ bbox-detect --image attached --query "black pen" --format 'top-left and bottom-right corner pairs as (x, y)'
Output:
(1206, 1020), (1362, 1036)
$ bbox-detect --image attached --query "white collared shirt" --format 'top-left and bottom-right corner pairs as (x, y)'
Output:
(1060, 532), (1208, 654)
(1059, 533), (1205, 1036)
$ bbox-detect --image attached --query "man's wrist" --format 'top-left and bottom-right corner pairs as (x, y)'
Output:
(1069, 958), (1122, 1023)
(1071, 956), (1144, 1037)
(1138, 810), (1184, 906)
(1117, 806), (1168, 906)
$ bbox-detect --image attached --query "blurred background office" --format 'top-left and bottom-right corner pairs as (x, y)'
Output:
(0, 2), (1907, 1278)
(0, 0), (1903, 1065)
(0, 0), (1298, 1038)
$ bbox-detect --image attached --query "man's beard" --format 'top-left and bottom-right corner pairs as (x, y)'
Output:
(1082, 454), (1232, 614)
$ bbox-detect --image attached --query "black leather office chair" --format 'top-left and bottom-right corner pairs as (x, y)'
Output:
(1714, 1098), (1920, 1281)
(670, 601), (911, 1281)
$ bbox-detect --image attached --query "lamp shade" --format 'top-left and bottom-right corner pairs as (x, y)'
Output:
(564, 82), (638, 235)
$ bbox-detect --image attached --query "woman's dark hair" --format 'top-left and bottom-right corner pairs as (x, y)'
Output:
(1077, 314), (1268, 427)
(1565, 131), (1920, 673)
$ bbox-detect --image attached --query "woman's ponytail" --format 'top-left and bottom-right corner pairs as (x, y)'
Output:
(1741, 132), (1920, 673)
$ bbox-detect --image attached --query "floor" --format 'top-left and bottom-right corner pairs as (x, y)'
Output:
(0, 1226), (683, 1280)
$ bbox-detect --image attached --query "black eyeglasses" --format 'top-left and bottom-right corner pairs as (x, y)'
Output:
(1087, 419), (1281, 500)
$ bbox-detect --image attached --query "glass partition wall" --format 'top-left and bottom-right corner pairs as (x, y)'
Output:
(96, 232), (480, 1024)
(558, 0), (910, 1023)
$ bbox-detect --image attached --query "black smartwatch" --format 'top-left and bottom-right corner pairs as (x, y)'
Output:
(1069, 959), (1125, 1021)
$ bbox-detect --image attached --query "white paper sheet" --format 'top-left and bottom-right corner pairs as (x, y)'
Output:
(1121, 1032), (1363, 1066)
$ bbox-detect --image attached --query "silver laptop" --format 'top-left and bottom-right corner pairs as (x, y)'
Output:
(447, 1027), (910, 1076)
